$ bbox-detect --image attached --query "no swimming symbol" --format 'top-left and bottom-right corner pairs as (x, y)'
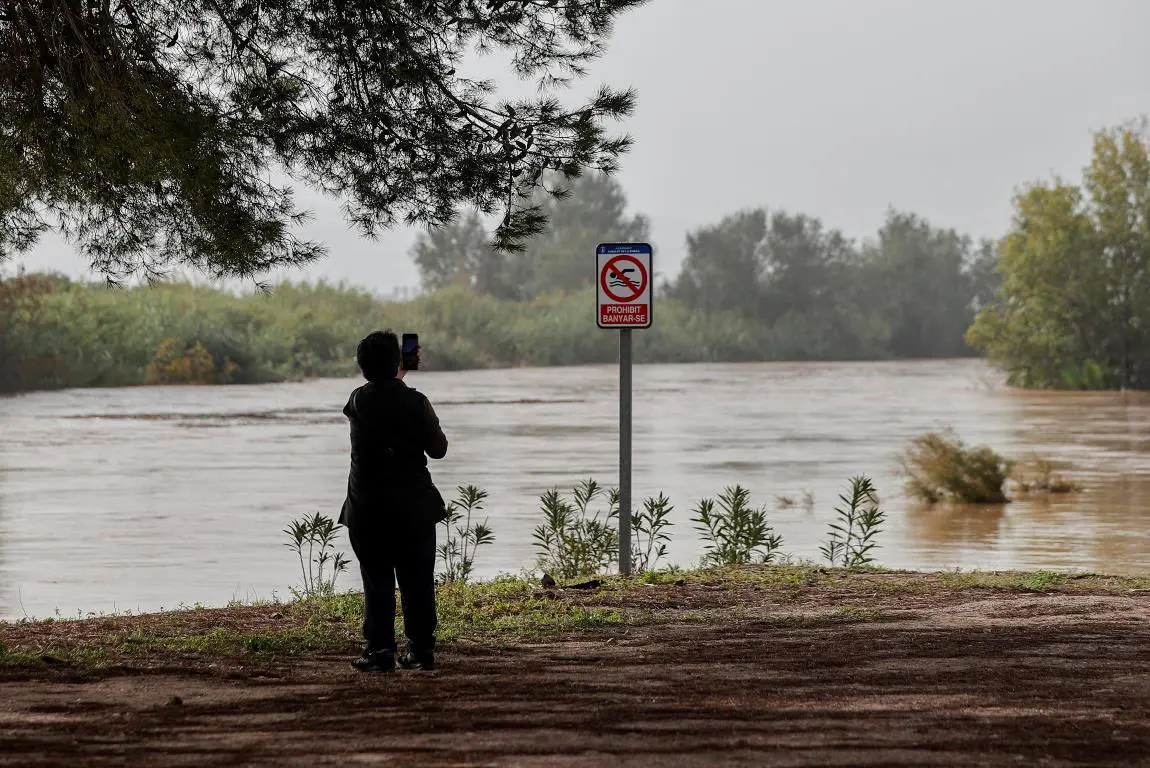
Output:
(600, 254), (648, 303)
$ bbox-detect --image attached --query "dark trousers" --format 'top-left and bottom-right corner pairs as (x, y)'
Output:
(348, 519), (437, 655)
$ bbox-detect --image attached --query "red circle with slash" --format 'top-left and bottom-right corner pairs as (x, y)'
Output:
(600, 254), (649, 303)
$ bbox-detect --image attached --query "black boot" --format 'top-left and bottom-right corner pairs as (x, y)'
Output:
(397, 648), (435, 671)
(351, 648), (395, 673)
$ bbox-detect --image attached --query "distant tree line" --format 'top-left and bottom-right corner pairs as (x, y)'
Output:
(412, 172), (1000, 360)
(6, 118), (1149, 392)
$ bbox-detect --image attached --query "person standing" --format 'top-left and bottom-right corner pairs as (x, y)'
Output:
(339, 330), (448, 672)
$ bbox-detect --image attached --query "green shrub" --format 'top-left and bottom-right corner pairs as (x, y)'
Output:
(691, 485), (783, 566)
(900, 431), (1012, 504)
(283, 513), (350, 599)
(820, 476), (886, 568)
(631, 492), (675, 574)
(438, 485), (495, 584)
(532, 479), (619, 581)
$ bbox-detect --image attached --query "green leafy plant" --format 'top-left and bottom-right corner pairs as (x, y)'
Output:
(438, 485), (496, 584)
(691, 485), (783, 566)
(899, 430), (1013, 504)
(532, 478), (619, 580)
(631, 493), (675, 574)
(283, 513), (350, 599)
(820, 476), (886, 568)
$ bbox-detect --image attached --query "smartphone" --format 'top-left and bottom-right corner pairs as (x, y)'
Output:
(401, 333), (419, 371)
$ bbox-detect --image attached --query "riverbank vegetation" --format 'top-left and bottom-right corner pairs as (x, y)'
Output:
(1, 567), (1146, 673)
(0, 200), (995, 393)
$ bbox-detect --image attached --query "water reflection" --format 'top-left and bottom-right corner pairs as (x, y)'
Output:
(0, 359), (1147, 619)
(904, 501), (1008, 547)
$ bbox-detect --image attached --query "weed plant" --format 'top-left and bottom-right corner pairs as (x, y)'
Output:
(438, 485), (495, 584)
(691, 485), (783, 566)
(283, 513), (350, 598)
(631, 492), (675, 574)
(820, 476), (886, 568)
(532, 479), (619, 580)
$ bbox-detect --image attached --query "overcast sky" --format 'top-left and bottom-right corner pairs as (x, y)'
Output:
(15, 0), (1150, 295)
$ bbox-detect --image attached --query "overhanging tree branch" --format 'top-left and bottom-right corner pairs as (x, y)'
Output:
(0, 0), (647, 278)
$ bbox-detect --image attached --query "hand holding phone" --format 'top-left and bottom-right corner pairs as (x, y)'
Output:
(401, 333), (420, 371)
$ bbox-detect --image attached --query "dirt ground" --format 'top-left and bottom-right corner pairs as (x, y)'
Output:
(1, 581), (1148, 767)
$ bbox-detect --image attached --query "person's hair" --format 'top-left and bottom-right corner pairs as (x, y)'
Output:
(356, 330), (401, 382)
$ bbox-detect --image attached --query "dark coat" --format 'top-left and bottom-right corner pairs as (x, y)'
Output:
(339, 378), (448, 529)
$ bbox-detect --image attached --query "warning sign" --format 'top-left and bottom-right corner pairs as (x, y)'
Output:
(596, 243), (653, 329)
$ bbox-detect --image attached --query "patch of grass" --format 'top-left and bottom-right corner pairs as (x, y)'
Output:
(638, 569), (680, 585)
(434, 577), (625, 641)
(3, 567), (1147, 672)
(0, 646), (109, 670)
(934, 570), (1150, 592)
(629, 564), (833, 589)
(899, 430), (1012, 504)
(673, 611), (710, 624)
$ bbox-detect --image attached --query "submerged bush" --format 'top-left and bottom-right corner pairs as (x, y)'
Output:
(900, 431), (1012, 504)
(1011, 456), (1082, 495)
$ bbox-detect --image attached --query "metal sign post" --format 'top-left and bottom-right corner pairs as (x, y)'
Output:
(619, 327), (632, 575)
(596, 242), (653, 577)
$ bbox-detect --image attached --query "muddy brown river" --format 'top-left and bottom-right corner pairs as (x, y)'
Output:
(1, 359), (1147, 619)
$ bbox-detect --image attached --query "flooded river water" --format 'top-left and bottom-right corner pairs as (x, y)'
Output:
(1, 359), (1147, 619)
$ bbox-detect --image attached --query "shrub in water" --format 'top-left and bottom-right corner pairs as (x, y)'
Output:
(820, 476), (886, 568)
(1011, 456), (1082, 495)
(438, 485), (495, 584)
(532, 479), (619, 580)
(691, 485), (783, 566)
(899, 430), (1012, 504)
